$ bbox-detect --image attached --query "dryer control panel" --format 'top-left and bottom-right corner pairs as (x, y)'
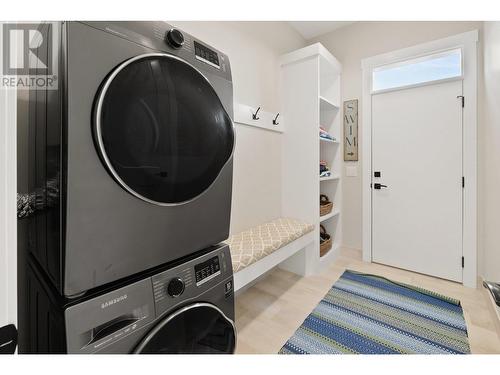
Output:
(81, 21), (232, 81)
(194, 41), (220, 69)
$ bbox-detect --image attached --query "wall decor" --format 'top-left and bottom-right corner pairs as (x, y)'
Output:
(344, 99), (358, 161)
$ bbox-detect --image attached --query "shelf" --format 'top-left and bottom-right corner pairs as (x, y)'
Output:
(319, 96), (340, 111)
(320, 174), (340, 182)
(320, 209), (340, 222)
(320, 137), (339, 144)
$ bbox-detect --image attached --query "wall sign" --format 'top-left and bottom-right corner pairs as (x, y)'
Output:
(343, 99), (358, 161)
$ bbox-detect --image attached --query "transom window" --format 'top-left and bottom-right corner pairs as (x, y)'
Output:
(372, 48), (462, 93)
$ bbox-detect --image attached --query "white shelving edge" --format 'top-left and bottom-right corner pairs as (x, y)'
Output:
(319, 95), (340, 111)
(320, 209), (340, 223)
(320, 137), (339, 144)
(280, 43), (342, 74)
(320, 174), (340, 182)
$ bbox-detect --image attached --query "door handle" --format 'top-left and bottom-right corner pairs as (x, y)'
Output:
(373, 183), (388, 190)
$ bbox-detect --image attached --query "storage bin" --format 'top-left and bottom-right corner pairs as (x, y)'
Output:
(320, 224), (333, 257)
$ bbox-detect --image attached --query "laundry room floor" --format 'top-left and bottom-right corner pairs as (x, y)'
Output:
(234, 247), (500, 354)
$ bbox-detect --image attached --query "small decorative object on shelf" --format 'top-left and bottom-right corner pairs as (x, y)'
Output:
(320, 194), (334, 216)
(320, 225), (333, 257)
(320, 160), (331, 178)
(319, 126), (336, 142)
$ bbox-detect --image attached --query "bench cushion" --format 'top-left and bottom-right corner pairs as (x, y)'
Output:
(226, 218), (314, 273)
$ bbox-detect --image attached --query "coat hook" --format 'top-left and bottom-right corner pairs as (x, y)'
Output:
(273, 113), (280, 125)
(252, 106), (261, 120)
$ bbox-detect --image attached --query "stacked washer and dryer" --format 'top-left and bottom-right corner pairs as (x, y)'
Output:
(18, 21), (237, 353)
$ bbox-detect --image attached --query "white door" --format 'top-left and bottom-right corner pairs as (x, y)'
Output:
(372, 80), (463, 282)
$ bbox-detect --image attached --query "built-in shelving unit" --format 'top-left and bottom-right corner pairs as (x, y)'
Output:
(318, 52), (342, 261)
(280, 43), (342, 275)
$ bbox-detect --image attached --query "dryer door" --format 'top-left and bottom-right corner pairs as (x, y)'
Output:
(134, 303), (236, 354)
(94, 53), (234, 205)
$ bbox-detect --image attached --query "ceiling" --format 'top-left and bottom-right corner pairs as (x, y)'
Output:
(288, 21), (355, 40)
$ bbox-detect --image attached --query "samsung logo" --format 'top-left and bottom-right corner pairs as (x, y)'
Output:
(101, 294), (127, 309)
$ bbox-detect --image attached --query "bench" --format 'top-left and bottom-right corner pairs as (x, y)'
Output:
(225, 218), (315, 291)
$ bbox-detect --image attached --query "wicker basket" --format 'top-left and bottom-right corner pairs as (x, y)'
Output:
(320, 224), (333, 257)
(320, 194), (333, 216)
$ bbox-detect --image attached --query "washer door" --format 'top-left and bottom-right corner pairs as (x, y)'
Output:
(94, 53), (234, 205)
(134, 303), (236, 354)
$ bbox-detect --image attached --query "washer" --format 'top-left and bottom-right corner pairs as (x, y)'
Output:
(22, 244), (236, 353)
(25, 22), (235, 297)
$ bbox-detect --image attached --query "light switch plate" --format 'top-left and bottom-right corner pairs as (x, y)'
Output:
(346, 166), (358, 177)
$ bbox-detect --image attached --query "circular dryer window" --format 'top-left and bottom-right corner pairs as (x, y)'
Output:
(94, 53), (234, 205)
(134, 303), (236, 354)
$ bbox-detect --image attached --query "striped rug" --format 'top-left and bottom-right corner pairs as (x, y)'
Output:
(279, 270), (470, 354)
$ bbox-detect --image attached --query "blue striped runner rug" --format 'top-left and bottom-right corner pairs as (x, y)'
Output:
(279, 270), (470, 354)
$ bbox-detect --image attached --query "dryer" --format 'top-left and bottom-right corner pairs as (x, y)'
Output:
(23, 22), (235, 297)
(21, 244), (236, 353)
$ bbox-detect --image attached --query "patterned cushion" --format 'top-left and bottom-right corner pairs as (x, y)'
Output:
(226, 218), (314, 273)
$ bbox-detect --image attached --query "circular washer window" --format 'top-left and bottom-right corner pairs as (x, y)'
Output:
(134, 303), (236, 354)
(94, 53), (234, 205)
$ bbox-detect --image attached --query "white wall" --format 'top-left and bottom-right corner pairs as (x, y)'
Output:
(172, 22), (306, 234)
(0, 85), (17, 329)
(481, 22), (500, 281)
(310, 21), (483, 251)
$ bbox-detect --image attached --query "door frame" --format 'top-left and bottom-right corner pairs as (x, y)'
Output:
(0, 22), (19, 332)
(361, 30), (478, 287)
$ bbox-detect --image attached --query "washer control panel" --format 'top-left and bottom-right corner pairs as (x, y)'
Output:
(195, 256), (221, 286)
(151, 244), (232, 317)
(64, 244), (233, 353)
(166, 277), (185, 297)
